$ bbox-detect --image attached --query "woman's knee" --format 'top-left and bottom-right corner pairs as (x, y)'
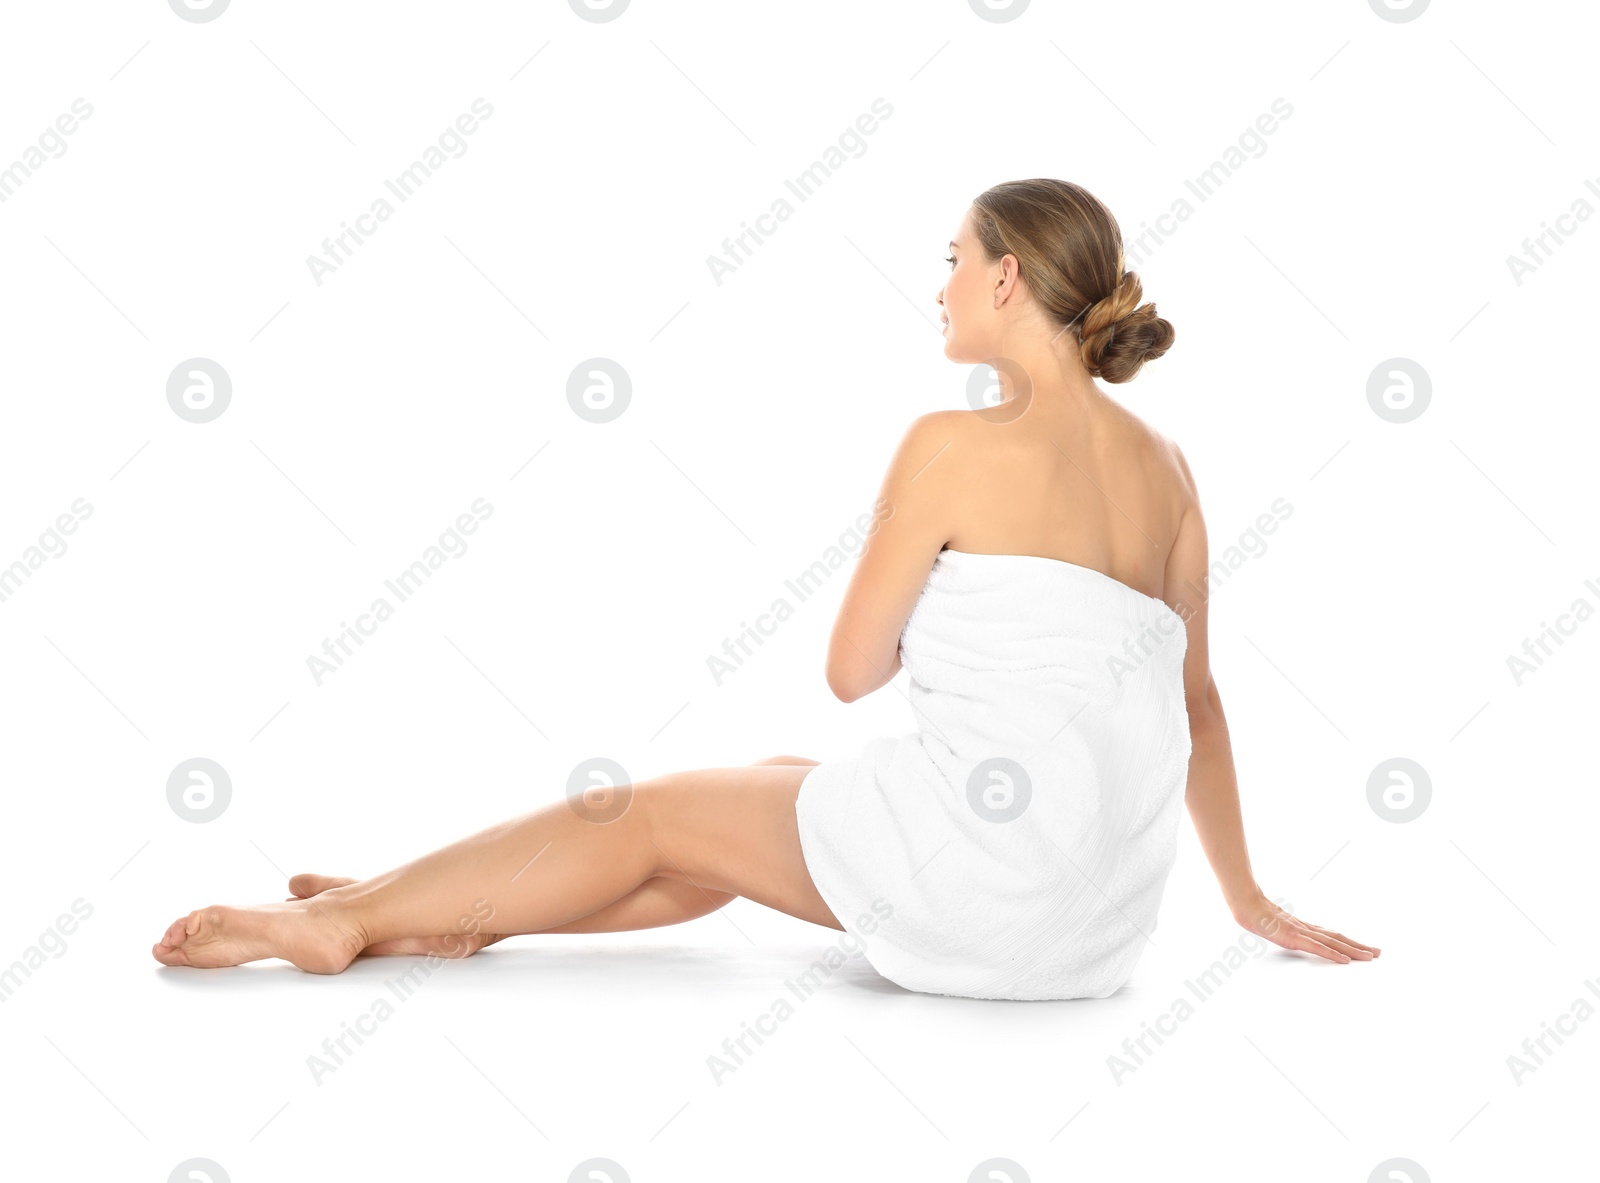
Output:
(748, 754), (819, 767)
(624, 775), (696, 876)
(626, 765), (809, 891)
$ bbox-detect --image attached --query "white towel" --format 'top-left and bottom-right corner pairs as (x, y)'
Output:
(794, 548), (1192, 1001)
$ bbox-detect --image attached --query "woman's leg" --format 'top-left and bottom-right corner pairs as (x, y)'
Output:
(152, 761), (839, 972)
(533, 756), (820, 932)
(291, 753), (825, 957)
(289, 872), (739, 957)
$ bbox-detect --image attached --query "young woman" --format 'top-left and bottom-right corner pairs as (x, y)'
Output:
(153, 178), (1378, 999)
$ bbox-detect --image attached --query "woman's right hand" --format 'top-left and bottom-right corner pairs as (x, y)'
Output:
(1231, 892), (1381, 964)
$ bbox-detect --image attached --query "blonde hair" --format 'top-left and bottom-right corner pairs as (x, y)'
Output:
(969, 178), (1174, 383)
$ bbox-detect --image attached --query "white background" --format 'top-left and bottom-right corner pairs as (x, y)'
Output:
(2, 0), (1596, 1179)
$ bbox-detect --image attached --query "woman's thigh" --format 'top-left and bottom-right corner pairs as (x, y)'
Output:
(636, 764), (843, 931)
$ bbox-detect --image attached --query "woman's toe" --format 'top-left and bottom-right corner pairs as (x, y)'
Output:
(152, 918), (193, 964)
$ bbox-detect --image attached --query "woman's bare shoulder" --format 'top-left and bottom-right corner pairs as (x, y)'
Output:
(1104, 399), (1199, 509)
(885, 409), (980, 479)
(871, 410), (980, 509)
(888, 403), (1198, 522)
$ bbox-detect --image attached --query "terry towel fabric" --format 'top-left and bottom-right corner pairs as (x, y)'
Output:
(794, 548), (1193, 1001)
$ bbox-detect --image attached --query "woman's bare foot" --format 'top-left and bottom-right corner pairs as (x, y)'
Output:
(286, 873), (507, 959)
(151, 898), (365, 974)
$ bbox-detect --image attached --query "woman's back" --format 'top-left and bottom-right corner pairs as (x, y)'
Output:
(936, 390), (1191, 606)
(794, 417), (1197, 1000)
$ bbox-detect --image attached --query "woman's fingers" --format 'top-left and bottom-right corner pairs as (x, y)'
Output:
(1267, 920), (1351, 963)
(1292, 921), (1371, 958)
(1314, 932), (1374, 960)
(1303, 921), (1381, 956)
(1288, 930), (1352, 963)
(1237, 900), (1381, 964)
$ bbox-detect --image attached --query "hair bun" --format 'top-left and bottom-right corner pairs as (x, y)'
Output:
(1076, 271), (1175, 384)
(970, 180), (1176, 383)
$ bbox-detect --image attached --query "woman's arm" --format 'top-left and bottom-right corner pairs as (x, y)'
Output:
(1166, 447), (1381, 964)
(1165, 481), (1265, 911)
(824, 412), (963, 703)
(1184, 678), (1261, 914)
